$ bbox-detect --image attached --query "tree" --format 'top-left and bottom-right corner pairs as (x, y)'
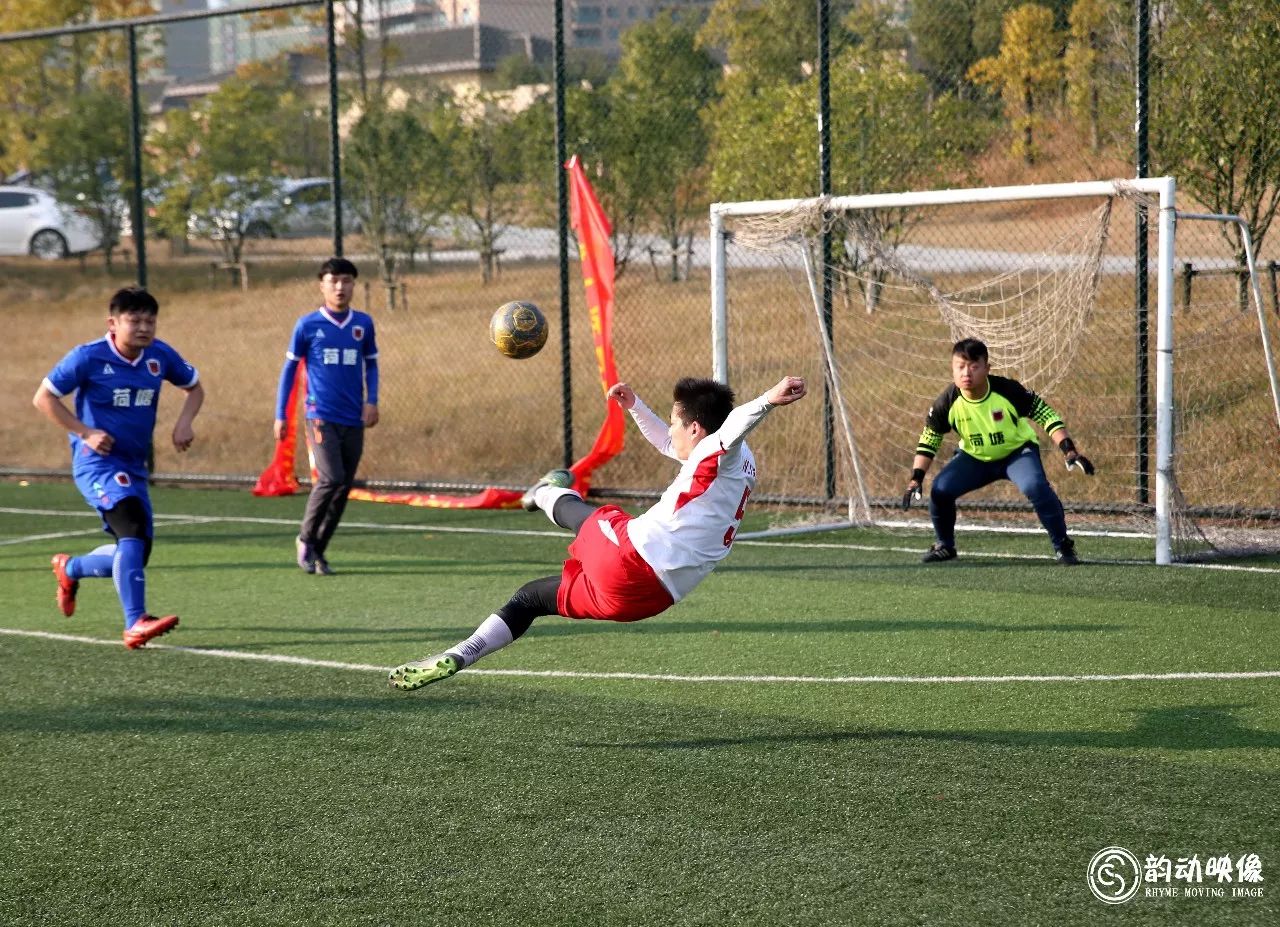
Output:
(1152, 2), (1280, 273)
(36, 89), (131, 269)
(701, 0), (856, 89)
(973, 0), (1071, 58)
(345, 96), (454, 282)
(0, 1), (155, 174)
(968, 3), (1063, 164)
(709, 40), (984, 306)
(910, 0), (978, 96)
(162, 64), (298, 265)
(603, 13), (720, 281)
(426, 90), (531, 284)
(1063, 0), (1129, 154)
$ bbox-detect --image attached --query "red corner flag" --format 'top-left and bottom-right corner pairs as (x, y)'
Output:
(564, 154), (626, 492)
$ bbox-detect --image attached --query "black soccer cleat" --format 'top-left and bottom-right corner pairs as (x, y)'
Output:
(921, 543), (958, 563)
(1056, 539), (1080, 566)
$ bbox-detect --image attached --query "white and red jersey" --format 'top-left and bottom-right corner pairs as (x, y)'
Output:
(625, 393), (774, 601)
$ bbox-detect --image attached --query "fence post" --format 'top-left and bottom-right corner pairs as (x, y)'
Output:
(326, 0), (343, 258)
(127, 25), (147, 288)
(1134, 0), (1151, 506)
(554, 0), (572, 469)
(817, 0), (835, 500)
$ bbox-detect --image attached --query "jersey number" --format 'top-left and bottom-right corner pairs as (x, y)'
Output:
(723, 487), (752, 547)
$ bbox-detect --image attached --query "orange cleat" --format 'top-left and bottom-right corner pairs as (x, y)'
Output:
(51, 553), (79, 617)
(123, 614), (180, 649)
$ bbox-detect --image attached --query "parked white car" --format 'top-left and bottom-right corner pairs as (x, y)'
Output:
(0, 185), (102, 259)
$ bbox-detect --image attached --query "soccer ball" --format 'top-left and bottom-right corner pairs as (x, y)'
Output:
(490, 301), (549, 359)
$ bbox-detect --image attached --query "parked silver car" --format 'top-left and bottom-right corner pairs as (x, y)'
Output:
(188, 177), (355, 241)
(0, 185), (102, 259)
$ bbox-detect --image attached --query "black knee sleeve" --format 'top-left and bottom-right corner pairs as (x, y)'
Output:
(551, 495), (596, 534)
(496, 575), (561, 640)
(102, 497), (153, 564)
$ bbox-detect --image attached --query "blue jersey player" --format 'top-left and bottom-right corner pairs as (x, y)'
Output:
(274, 257), (379, 574)
(33, 287), (205, 648)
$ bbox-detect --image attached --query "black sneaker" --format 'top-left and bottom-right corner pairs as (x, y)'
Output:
(295, 536), (316, 574)
(1056, 539), (1080, 565)
(922, 543), (958, 563)
(314, 556), (334, 576)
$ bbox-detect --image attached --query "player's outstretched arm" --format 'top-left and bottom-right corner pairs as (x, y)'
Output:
(765, 375), (807, 406)
(718, 376), (808, 451)
(611, 382), (676, 457)
(173, 382), (205, 452)
(32, 382), (114, 455)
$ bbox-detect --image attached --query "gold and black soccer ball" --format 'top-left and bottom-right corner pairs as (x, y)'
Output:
(490, 301), (549, 359)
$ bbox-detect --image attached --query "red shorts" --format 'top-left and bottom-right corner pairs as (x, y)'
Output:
(557, 505), (674, 622)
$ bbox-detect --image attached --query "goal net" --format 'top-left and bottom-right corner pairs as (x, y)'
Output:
(710, 179), (1280, 563)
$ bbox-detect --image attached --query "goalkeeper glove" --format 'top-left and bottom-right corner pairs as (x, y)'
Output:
(1059, 438), (1095, 476)
(901, 468), (925, 510)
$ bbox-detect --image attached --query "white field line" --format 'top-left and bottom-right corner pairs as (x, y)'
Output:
(2, 628), (1279, 686)
(0, 516), (216, 548)
(3, 507), (1279, 574)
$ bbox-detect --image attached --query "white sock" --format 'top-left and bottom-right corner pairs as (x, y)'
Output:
(535, 485), (578, 526)
(449, 614), (514, 668)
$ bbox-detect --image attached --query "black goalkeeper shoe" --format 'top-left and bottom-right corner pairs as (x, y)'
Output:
(1056, 539), (1080, 566)
(921, 543), (958, 563)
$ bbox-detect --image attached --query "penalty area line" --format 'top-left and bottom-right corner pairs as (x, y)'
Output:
(2, 628), (1279, 685)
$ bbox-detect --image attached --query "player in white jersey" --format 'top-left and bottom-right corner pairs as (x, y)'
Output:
(388, 374), (806, 691)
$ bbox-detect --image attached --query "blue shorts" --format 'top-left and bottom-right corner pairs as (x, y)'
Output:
(72, 455), (154, 538)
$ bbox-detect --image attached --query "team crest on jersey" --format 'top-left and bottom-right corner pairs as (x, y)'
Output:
(352, 325), (364, 341)
(146, 358), (161, 377)
(114, 472), (132, 487)
(992, 409), (1004, 423)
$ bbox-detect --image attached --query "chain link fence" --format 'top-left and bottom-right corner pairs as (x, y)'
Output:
(2, 1), (1276, 522)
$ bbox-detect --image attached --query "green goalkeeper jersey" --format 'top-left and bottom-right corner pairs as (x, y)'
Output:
(915, 375), (1065, 463)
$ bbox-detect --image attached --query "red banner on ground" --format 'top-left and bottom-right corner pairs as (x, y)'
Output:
(261, 156), (626, 509)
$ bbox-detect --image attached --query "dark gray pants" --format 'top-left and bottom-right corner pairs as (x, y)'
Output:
(301, 420), (364, 556)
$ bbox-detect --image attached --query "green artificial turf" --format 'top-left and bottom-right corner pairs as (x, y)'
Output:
(1, 480), (1276, 926)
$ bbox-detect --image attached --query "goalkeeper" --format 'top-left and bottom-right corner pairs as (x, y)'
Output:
(903, 338), (1093, 565)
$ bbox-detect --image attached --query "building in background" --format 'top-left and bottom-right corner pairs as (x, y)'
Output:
(160, 0), (213, 82)
(208, 0), (322, 73)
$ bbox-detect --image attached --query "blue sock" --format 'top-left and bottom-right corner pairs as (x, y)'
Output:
(112, 538), (147, 628)
(69, 544), (116, 580)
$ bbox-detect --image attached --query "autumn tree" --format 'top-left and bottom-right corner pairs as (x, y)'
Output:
(968, 3), (1063, 164)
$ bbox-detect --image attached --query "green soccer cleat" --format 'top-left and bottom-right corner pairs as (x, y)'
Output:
(520, 468), (575, 512)
(388, 652), (461, 691)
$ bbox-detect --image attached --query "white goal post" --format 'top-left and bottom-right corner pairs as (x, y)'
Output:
(710, 179), (1188, 561)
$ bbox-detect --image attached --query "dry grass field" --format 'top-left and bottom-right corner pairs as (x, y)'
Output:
(3, 199), (1276, 545)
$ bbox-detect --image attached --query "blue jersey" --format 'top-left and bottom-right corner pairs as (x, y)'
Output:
(43, 336), (199, 474)
(283, 307), (379, 426)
